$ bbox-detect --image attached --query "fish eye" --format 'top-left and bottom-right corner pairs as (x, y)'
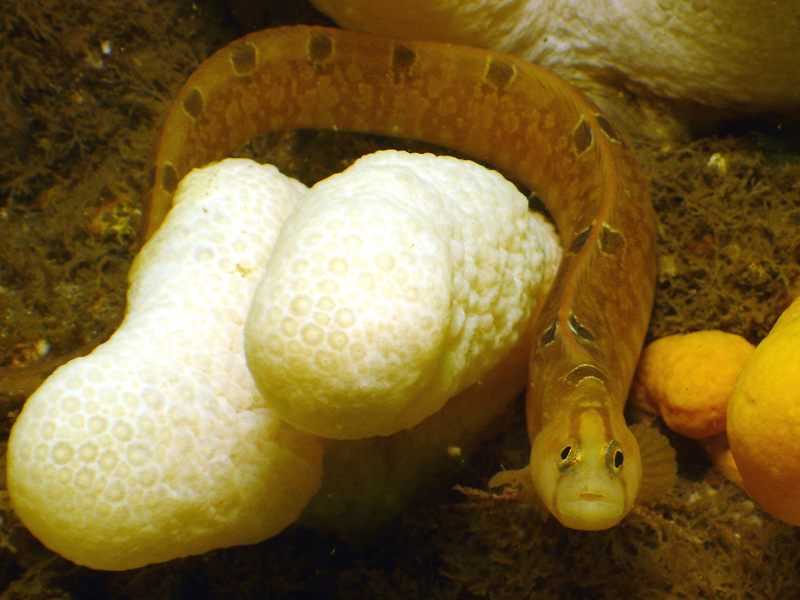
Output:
(558, 445), (579, 472)
(605, 440), (624, 473)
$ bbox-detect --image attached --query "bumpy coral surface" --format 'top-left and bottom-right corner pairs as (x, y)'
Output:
(245, 151), (561, 439)
(6, 160), (324, 570)
(7, 151), (561, 570)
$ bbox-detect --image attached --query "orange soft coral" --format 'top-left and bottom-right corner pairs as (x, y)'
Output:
(728, 296), (800, 526)
(631, 330), (754, 440)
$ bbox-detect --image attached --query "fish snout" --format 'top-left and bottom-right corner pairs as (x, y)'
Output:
(554, 477), (627, 530)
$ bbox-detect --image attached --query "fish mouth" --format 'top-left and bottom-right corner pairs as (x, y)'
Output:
(557, 494), (625, 530)
(578, 493), (605, 501)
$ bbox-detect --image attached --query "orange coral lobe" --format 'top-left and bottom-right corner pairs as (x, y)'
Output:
(632, 330), (754, 439)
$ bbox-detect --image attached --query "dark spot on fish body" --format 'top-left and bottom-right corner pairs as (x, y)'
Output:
(595, 113), (622, 143)
(540, 320), (558, 347)
(572, 117), (593, 155)
(568, 313), (595, 342)
(182, 89), (203, 120)
(230, 40), (257, 76)
(600, 224), (625, 256)
(483, 59), (515, 93)
(391, 44), (417, 84)
(569, 226), (592, 254)
(308, 31), (333, 62)
(307, 32), (335, 76)
(162, 163), (178, 194)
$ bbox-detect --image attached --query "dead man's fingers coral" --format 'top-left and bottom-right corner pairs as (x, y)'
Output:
(7, 160), (324, 571)
(728, 296), (800, 526)
(244, 151), (561, 439)
(631, 330), (754, 439)
(8, 151), (561, 569)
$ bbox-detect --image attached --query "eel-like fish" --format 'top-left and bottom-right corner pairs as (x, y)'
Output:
(146, 25), (675, 530)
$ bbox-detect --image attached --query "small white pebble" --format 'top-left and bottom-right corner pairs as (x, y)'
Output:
(706, 152), (727, 175)
(34, 339), (51, 359)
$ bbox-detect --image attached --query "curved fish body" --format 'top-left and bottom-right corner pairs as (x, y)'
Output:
(310, 0), (800, 138)
(145, 26), (660, 529)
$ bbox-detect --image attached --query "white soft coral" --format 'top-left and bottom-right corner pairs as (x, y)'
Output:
(245, 151), (561, 439)
(7, 151), (561, 569)
(7, 159), (323, 570)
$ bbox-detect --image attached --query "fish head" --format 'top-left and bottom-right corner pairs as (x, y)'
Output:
(529, 408), (642, 530)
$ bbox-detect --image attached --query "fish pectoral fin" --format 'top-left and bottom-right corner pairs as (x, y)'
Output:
(488, 465), (529, 490)
(631, 423), (678, 503)
(489, 464), (549, 520)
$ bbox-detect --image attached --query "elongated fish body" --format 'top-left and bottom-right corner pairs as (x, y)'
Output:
(145, 26), (665, 529)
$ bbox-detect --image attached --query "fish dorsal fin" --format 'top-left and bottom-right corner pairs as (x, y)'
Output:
(631, 423), (678, 503)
